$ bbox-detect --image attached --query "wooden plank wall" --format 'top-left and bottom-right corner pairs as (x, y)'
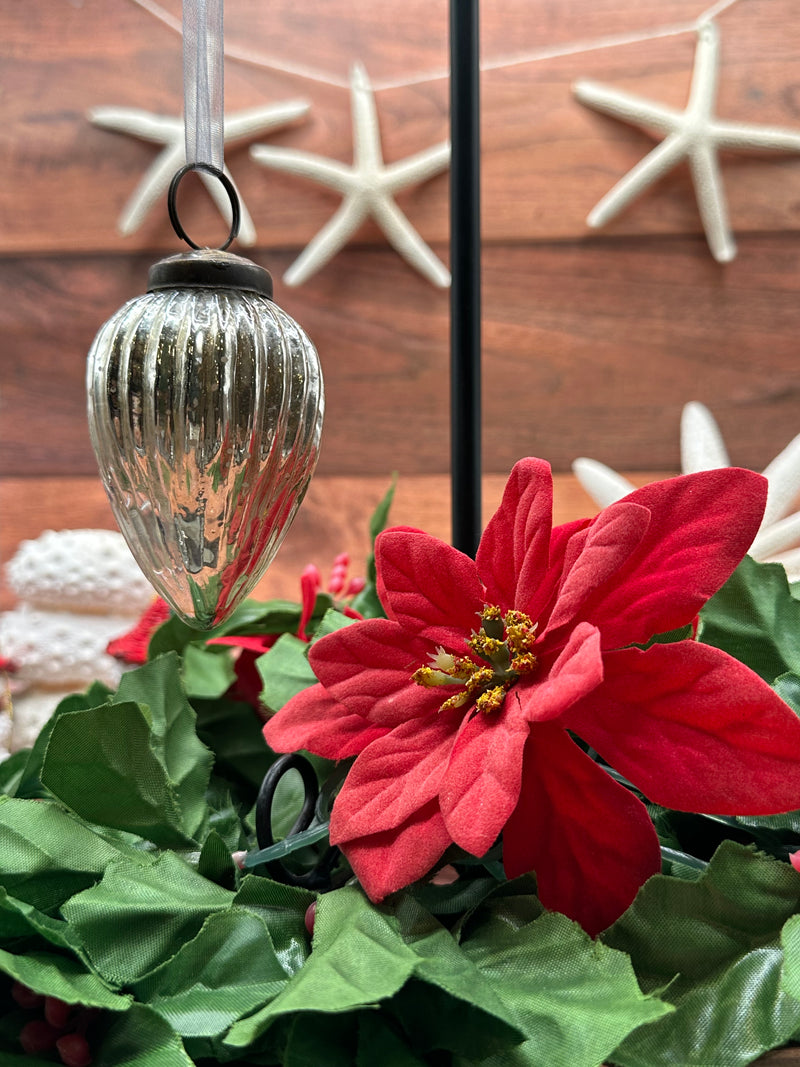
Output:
(2, 0), (800, 605)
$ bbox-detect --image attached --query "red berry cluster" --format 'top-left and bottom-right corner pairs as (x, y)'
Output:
(12, 983), (93, 1066)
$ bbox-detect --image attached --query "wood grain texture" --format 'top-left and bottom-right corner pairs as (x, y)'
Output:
(0, 470), (651, 611)
(2, 0), (800, 253)
(3, 238), (799, 478)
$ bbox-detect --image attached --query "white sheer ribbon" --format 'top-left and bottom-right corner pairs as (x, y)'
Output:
(182, 0), (224, 168)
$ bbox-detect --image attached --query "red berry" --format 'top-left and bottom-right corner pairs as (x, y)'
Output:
(304, 901), (317, 936)
(11, 981), (44, 1010)
(19, 1019), (59, 1054)
(56, 1032), (92, 1067)
(45, 996), (72, 1029)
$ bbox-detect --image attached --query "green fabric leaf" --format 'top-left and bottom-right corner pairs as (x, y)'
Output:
(231, 876), (314, 977)
(224, 886), (418, 1047)
(115, 655), (213, 838)
(309, 607), (358, 643)
(197, 829), (236, 887)
(0, 947), (130, 1010)
(604, 841), (800, 1066)
(780, 913), (800, 1003)
(132, 908), (289, 1039)
(225, 886), (523, 1057)
(457, 902), (668, 1067)
(62, 852), (233, 986)
(0, 796), (144, 914)
(91, 1002), (195, 1066)
(697, 555), (800, 683)
(181, 643), (236, 699)
(40, 702), (192, 849)
(0, 886), (85, 957)
(280, 1012), (358, 1067)
(350, 475), (396, 618)
(193, 697), (272, 793)
(258, 634), (316, 712)
(356, 1012), (427, 1067)
(14, 687), (111, 800)
(388, 895), (524, 1060)
(0, 750), (29, 797)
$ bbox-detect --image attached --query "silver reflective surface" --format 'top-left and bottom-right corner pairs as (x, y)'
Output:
(87, 285), (323, 629)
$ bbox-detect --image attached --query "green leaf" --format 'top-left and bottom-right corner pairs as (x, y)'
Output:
(258, 634), (317, 712)
(0, 749), (29, 797)
(0, 947), (130, 1010)
(350, 475), (397, 619)
(458, 903), (668, 1067)
(387, 895), (524, 1061)
(40, 702), (191, 849)
(115, 655), (214, 838)
(224, 886), (418, 1048)
(0, 885), (86, 957)
(604, 841), (800, 1066)
(0, 796), (146, 914)
(226, 886), (523, 1059)
(62, 852), (233, 986)
(231, 876), (314, 977)
(181, 643), (236, 699)
(697, 555), (800, 683)
(197, 830), (236, 888)
(310, 607), (358, 642)
(14, 686), (111, 800)
(193, 697), (273, 793)
(91, 1002), (195, 1066)
(356, 1012), (427, 1067)
(132, 908), (289, 1040)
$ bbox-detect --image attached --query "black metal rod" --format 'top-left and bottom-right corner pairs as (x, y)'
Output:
(449, 0), (482, 558)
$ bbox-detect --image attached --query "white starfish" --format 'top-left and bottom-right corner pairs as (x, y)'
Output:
(573, 402), (800, 580)
(573, 20), (800, 262)
(88, 99), (311, 246)
(250, 63), (451, 287)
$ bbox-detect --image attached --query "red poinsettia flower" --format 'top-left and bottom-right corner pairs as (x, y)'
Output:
(263, 459), (800, 935)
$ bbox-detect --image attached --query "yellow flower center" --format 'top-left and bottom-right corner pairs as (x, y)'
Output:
(411, 605), (538, 715)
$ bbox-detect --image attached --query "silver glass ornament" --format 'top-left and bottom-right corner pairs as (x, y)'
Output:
(86, 248), (324, 629)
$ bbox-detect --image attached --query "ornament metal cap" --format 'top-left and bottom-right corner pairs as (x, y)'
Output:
(147, 249), (274, 298)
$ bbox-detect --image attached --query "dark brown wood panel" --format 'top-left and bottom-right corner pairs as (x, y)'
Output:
(3, 237), (799, 478)
(2, 0), (800, 253)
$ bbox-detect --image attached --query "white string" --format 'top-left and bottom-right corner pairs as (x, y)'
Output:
(130, 0), (745, 93)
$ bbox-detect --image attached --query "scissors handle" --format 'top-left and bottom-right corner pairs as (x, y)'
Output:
(255, 753), (340, 890)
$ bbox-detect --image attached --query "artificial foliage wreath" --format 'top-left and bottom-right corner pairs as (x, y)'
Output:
(4, 458), (800, 1065)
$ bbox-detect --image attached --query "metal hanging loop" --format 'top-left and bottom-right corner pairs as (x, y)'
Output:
(167, 162), (241, 251)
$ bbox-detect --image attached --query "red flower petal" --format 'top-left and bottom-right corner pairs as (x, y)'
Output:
(263, 684), (389, 760)
(209, 635), (276, 654)
(439, 704), (531, 857)
(310, 618), (442, 727)
(503, 723), (662, 936)
(330, 714), (458, 840)
(438, 623), (604, 857)
(565, 641), (800, 815)
(518, 622), (604, 723)
(106, 598), (171, 664)
(376, 529), (484, 649)
(338, 798), (452, 902)
(542, 502), (650, 638)
(477, 458), (554, 616)
(559, 469), (767, 649)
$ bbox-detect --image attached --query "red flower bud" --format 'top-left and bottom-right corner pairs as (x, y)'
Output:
(11, 982), (44, 1010)
(56, 1032), (92, 1067)
(45, 996), (72, 1029)
(19, 1019), (59, 1055)
(304, 901), (316, 936)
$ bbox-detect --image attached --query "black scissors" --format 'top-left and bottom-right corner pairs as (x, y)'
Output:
(253, 753), (341, 890)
